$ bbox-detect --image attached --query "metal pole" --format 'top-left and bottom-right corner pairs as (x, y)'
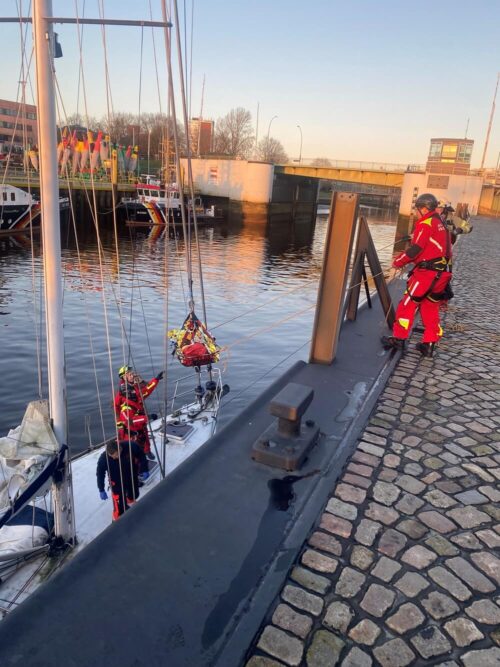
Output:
(297, 124), (302, 163)
(33, 0), (73, 542)
(480, 72), (500, 170)
(147, 128), (151, 174)
(266, 115), (277, 160)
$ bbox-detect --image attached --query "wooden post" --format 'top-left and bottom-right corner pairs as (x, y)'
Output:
(309, 192), (358, 365)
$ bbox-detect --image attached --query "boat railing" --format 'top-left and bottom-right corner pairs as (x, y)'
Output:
(170, 367), (224, 414)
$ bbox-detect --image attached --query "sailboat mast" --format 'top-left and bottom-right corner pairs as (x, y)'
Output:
(33, 0), (73, 542)
(480, 72), (500, 171)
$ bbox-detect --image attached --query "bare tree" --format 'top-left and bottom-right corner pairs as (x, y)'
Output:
(311, 157), (332, 167)
(213, 107), (254, 158)
(256, 136), (288, 164)
(61, 112), (99, 131)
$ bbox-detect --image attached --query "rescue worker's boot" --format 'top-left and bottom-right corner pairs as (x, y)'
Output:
(416, 342), (435, 358)
(381, 335), (405, 351)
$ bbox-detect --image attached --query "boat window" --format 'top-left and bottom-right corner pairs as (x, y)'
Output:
(160, 191), (165, 198)
(11, 192), (16, 201)
(2, 192), (6, 201)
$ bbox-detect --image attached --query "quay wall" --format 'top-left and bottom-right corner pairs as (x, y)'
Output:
(180, 158), (274, 203)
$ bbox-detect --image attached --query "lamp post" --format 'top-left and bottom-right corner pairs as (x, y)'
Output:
(297, 124), (302, 163)
(266, 115), (278, 158)
(147, 128), (152, 174)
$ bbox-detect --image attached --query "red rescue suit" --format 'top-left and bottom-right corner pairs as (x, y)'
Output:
(114, 377), (159, 454)
(392, 211), (452, 343)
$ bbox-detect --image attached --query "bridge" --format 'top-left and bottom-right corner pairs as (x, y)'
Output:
(276, 161), (410, 188)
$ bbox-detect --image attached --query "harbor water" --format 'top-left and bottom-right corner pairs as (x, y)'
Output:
(0, 206), (398, 453)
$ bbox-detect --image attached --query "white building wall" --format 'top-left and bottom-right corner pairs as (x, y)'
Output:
(400, 172), (484, 216)
(180, 158), (274, 203)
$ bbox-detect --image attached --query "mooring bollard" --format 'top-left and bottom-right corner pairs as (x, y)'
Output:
(251, 382), (320, 471)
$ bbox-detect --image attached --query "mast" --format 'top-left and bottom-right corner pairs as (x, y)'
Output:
(480, 72), (500, 171)
(33, 0), (74, 543)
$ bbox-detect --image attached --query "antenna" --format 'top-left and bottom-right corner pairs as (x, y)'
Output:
(480, 72), (500, 170)
(464, 117), (469, 138)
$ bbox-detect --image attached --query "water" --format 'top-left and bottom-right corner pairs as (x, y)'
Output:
(0, 205), (397, 454)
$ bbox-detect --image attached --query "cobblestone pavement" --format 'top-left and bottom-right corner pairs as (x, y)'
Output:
(245, 218), (500, 667)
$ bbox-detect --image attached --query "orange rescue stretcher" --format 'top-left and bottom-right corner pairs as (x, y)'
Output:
(168, 312), (220, 368)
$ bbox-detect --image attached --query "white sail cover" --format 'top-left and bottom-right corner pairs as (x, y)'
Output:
(0, 400), (58, 513)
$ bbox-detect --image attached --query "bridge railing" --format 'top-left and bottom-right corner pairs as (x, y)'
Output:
(283, 159), (425, 173)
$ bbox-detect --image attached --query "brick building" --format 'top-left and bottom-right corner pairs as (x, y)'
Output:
(188, 117), (214, 156)
(0, 98), (38, 151)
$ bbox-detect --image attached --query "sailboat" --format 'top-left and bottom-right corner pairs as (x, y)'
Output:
(0, 1), (227, 616)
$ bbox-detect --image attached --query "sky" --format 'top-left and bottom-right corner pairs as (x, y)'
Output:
(1, 0), (500, 167)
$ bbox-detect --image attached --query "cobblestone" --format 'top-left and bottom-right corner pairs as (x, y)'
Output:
(373, 638), (415, 666)
(354, 519), (381, 546)
(334, 567), (366, 598)
(323, 601), (353, 633)
(461, 647), (500, 666)
(290, 567), (331, 594)
(325, 498), (358, 521)
(272, 604), (313, 639)
(386, 602), (425, 633)
(257, 626), (304, 666)
(306, 630), (344, 667)
(371, 556), (401, 582)
(444, 617), (484, 647)
(301, 550), (338, 574)
(348, 618), (380, 645)
(428, 566), (472, 601)
(410, 626), (452, 659)
(395, 571), (430, 597)
(465, 599), (500, 625)
(446, 557), (496, 592)
(401, 544), (437, 568)
(246, 221), (500, 667)
(340, 647), (372, 667)
(360, 583), (395, 617)
(422, 591), (460, 619)
(377, 528), (407, 556)
(308, 531), (342, 556)
(349, 545), (374, 571)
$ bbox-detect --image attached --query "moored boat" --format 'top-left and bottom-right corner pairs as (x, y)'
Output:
(0, 184), (69, 232)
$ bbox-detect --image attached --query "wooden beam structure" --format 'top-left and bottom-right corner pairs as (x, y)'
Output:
(309, 192), (358, 365)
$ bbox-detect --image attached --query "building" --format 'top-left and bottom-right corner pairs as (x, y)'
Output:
(188, 117), (214, 156)
(425, 137), (474, 176)
(0, 98), (38, 151)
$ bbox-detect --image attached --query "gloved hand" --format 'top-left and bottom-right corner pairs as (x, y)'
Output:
(149, 413), (158, 421)
(392, 253), (407, 269)
(99, 490), (108, 500)
(139, 471), (150, 481)
(156, 371), (164, 381)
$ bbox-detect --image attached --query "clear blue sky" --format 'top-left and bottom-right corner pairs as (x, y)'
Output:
(2, 0), (500, 166)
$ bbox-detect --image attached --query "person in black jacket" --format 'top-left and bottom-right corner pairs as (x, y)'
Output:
(96, 439), (149, 521)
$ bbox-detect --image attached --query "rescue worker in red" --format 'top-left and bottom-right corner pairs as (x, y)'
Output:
(381, 193), (452, 358)
(97, 439), (148, 521)
(114, 365), (164, 461)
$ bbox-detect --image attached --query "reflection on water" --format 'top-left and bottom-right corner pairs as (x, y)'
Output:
(0, 206), (397, 452)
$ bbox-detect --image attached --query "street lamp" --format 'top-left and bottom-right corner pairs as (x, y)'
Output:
(297, 125), (302, 164)
(267, 115), (278, 147)
(147, 128), (152, 175)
